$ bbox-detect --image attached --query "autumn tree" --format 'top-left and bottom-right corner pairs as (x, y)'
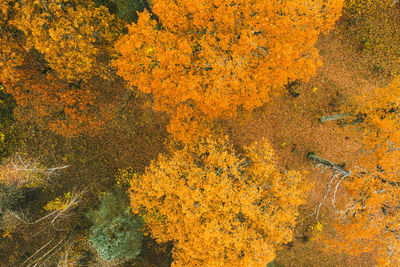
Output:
(0, 0), (125, 136)
(319, 77), (400, 265)
(128, 135), (310, 266)
(113, 0), (343, 142)
(10, 0), (123, 82)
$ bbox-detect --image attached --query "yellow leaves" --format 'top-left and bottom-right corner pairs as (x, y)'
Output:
(115, 167), (138, 187)
(129, 134), (310, 266)
(145, 47), (154, 54)
(2, 230), (12, 239)
(44, 192), (73, 211)
(310, 221), (325, 240)
(0, 0), (123, 137)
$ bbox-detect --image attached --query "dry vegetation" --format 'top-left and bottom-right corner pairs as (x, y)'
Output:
(1, 0), (399, 265)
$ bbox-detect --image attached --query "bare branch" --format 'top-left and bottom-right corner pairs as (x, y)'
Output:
(312, 172), (338, 221)
(11, 188), (86, 226)
(0, 155), (69, 187)
(332, 175), (347, 208)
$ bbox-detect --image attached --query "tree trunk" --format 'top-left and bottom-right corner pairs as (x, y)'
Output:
(307, 152), (351, 176)
(285, 80), (300, 98)
(319, 113), (349, 122)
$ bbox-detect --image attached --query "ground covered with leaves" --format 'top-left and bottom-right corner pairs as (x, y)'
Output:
(1, 0), (400, 266)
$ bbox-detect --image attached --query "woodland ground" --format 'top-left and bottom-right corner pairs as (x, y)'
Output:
(219, 20), (389, 266)
(103, 19), (386, 265)
(1, 4), (396, 266)
(102, 16), (389, 266)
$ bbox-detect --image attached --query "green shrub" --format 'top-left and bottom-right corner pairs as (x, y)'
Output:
(87, 192), (144, 262)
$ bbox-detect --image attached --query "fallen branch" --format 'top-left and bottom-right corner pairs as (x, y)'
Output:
(319, 113), (349, 122)
(308, 152), (351, 220)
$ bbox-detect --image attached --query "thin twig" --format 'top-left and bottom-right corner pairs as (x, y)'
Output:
(332, 175), (347, 208)
(312, 172), (338, 221)
(21, 238), (55, 266)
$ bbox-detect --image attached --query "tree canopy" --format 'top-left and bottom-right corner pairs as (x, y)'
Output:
(2, 0), (400, 265)
(129, 135), (310, 266)
(0, 0), (124, 136)
(113, 0), (343, 142)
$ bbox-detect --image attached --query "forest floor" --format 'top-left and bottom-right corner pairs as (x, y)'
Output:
(67, 18), (390, 266)
(27, 17), (388, 267)
(3, 3), (399, 266)
(220, 22), (389, 266)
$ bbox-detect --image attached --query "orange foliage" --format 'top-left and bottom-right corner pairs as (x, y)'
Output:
(355, 77), (400, 168)
(166, 103), (211, 144)
(0, 0), (123, 136)
(0, 1), (25, 86)
(10, 0), (123, 82)
(129, 135), (311, 266)
(325, 77), (400, 265)
(114, 0), (343, 142)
